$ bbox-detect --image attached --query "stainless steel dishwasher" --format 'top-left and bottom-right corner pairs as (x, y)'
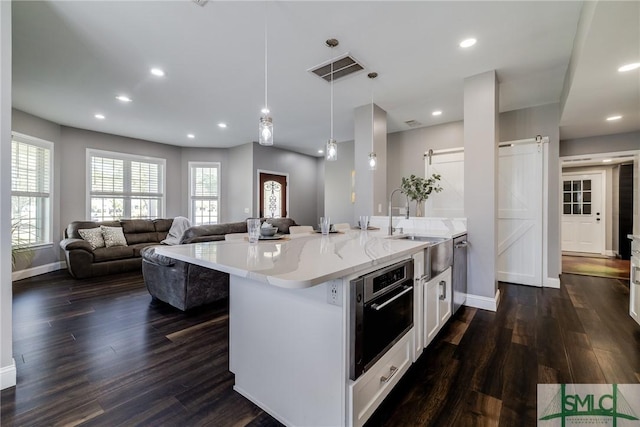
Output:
(452, 234), (468, 314)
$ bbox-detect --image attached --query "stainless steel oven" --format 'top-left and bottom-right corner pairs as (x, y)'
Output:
(350, 258), (414, 380)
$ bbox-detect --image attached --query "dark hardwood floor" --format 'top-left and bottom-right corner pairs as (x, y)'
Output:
(1, 271), (638, 426)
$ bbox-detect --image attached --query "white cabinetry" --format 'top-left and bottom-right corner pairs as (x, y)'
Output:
(348, 331), (413, 427)
(423, 267), (452, 347)
(412, 252), (424, 361)
(630, 236), (640, 326)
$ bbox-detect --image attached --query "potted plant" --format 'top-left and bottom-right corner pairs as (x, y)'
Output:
(400, 173), (443, 217)
(11, 219), (35, 271)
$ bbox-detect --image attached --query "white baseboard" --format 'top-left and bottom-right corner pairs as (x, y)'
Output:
(465, 289), (500, 312)
(604, 250), (616, 257)
(544, 276), (561, 289)
(0, 358), (16, 390)
(12, 261), (66, 281)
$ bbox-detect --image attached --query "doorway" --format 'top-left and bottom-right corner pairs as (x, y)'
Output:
(560, 150), (637, 279)
(259, 172), (288, 218)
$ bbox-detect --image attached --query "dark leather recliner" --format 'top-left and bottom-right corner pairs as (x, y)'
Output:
(141, 246), (229, 311)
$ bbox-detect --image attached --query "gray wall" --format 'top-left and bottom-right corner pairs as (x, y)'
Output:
(560, 131), (640, 157)
(324, 140), (355, 225)
(387, 121), (464, 216)
(1, 0), (14, 388)
(58, 127), (183, 231)
(500, 103), (561, 280)
(253, 143), (319, 227)
(354, 104), (387, 219)
(227, 143), (254, 222)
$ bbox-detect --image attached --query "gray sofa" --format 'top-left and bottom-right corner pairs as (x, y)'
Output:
(60, 218), (174, 279)
(141, 217), (297, 311)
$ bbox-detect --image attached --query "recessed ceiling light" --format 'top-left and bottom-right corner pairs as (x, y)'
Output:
(150, 68), (165, 77)
(606, 115), (622, 121)
(602, 159), (612, 163)
(218, 123), (227, 128)
(318, 150), (324, 154)
(94, 114), (105, 120)
(187, 134), (195, 139)
(115, 95), (132, 102)
(618, 62), (640, 72)
(432, 110), (443, 116)
(459, 38), (477, 48)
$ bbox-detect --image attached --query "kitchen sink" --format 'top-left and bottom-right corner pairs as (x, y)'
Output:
(394, 235), (449, 244)
(394, 234), (453, 280)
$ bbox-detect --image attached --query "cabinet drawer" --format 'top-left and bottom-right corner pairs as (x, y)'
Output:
(349, 330), (413, 427)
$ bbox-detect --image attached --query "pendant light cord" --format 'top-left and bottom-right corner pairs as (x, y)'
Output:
(264, 1), (268, 111)
(371, 79), (374, 152)
(330, 61), (334, 139)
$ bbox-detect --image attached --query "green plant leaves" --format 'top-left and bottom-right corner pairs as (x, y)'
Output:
(400, 173), (443, 203)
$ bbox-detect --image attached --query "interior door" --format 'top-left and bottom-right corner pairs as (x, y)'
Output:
(497, 143), (543, 286)
(259, 173), (287, 218)
(425, 152), (464, 218)
(561, 172), (604, 254)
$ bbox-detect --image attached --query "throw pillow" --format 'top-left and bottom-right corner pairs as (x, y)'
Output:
(78, 228), (106, 250)
(101, 225), (128, 248)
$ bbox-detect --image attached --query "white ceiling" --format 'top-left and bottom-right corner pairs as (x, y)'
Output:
(11, 1), (639, 157)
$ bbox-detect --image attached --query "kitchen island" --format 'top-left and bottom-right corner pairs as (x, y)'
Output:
(156, 228), (458, 426)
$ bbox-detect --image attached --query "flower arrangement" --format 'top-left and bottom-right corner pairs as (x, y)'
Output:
(400, 173), (443, 217)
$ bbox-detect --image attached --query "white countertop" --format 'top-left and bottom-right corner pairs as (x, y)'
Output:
(156, 230), (437, 289)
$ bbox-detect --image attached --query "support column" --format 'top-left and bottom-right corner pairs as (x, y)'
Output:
(354, 103), (387, 221)
(1, 0), (16, 389)
(464, 70), (499, 310)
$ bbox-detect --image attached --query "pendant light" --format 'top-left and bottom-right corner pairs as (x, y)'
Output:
(368, 72), (378, 171)
(258, 3), (273, 146)
(325, 38), (338, 161)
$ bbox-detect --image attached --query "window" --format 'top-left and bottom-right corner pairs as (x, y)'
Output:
(563, 179), (592, 215)
(11, 133), (53, 247)
(189, 162), (220, 225)
(88, 149), (165, 221)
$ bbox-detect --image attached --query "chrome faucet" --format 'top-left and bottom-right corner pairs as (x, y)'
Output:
(388, 188), (409, 235)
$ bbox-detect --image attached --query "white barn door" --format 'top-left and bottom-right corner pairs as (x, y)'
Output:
(497, 144), (543, 286)
(425, 151), (465, 218)
(424, 142), (544, 287)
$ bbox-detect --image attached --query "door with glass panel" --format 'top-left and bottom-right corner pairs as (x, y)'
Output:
(259, 173), (287, 218)
(561, 172), (604, 254)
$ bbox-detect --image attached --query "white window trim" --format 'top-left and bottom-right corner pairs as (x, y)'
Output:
(11, 131), (54, 247)
(86, 148), (166, 220)
(188, 161), (221, 225)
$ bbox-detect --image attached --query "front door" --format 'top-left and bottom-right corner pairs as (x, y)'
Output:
(259, 172), (287, 218)
(561, 172), (604, 254)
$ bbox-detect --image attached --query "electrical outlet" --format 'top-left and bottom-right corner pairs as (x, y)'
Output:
(378, 203), (382, 213)
(244, 207), (250, 213)
(327, 281), (342, 306)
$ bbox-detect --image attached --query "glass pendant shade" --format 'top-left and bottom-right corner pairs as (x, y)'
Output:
(368, 152), (377, 170)
(326, 139), (337, 161)
(259, 114), (273, 146)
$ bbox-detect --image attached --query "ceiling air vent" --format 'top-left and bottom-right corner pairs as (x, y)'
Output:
(404, 120), (423, 128)
(308, 53), (365, 82)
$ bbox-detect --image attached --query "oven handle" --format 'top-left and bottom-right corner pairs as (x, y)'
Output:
(371, 285), (413, 311)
